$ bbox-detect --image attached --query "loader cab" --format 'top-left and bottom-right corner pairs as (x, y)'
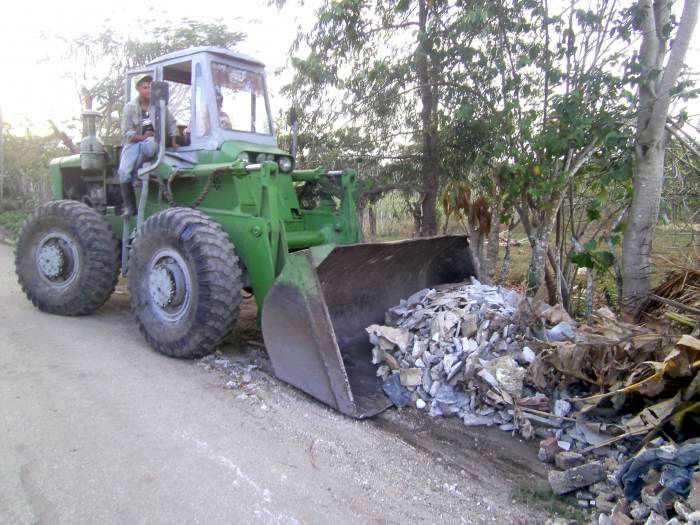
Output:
(126, 47), (276, 153)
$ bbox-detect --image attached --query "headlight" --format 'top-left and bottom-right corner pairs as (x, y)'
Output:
(237, 152), (250, 163)
(278, 156), (293, 173)
(256, 153), (275, 163)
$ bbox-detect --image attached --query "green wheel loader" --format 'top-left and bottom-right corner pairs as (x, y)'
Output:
(15, 47), (475, 418)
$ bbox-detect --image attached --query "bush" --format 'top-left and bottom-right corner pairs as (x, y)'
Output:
(0, 210), (29, 241)
(0, 198), (28, 213)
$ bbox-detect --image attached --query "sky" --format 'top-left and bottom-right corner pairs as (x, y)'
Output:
(1, 0), (698, 138)
(0, 0), (321, 135)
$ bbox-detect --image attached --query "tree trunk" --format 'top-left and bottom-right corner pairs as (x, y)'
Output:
(527, 235), (548, 297)
(468, 220), (487, 282)
(622, 0), (699, 317)
(487, 186), (501, 281)
(417, 0), (439, 237)
(622, 146), (665, 312)
(498, 224), (513, 285)
(368, 205), (377, 241)
(524, 208), (559, 298)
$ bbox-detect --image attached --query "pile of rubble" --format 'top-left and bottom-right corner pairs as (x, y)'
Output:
(639, 267), (700, 328)
(366, 279), (700, 523)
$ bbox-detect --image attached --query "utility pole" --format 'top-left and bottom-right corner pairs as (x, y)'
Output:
(0, 105), (4, 204)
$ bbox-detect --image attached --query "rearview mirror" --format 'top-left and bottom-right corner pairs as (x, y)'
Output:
(150, 81), (169, 105)
(149, 81), (169, 146)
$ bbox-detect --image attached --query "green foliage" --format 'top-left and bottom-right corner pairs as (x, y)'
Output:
(1, 129), (68, 206)
(0, 210), (29, 240)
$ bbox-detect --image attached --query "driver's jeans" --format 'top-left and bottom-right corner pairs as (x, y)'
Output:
(117, 137), (157, 183)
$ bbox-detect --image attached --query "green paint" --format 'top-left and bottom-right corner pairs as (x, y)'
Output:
(49, 138), (361, 316)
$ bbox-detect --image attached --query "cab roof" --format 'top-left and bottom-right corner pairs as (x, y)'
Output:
(145, 46), (265, 68)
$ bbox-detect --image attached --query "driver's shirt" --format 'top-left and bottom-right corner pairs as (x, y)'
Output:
(141, 109), (154, 135)
(120, 97), (177, 146)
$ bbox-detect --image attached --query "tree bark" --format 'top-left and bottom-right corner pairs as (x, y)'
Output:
(498, 224), (513, 285)
(487, 185), (501, 281)
(622, 0), (699, 317)
(417, 0), (439, 237)
(467, 219), (487, 282)
(368, 205), (377, 241)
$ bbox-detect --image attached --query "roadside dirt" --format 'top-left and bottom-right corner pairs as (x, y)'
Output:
(1, 244), (554, 524)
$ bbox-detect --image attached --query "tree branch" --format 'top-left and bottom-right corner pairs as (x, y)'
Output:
(644, 0), (699, 142)
(48, 120), (79, 154)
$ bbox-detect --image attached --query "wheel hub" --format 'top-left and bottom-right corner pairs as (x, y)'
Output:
(147, 250), (191, 322)
(37, 242), (64, 279)
(35, 232), (79, 288)
(149, 265), (175, 307)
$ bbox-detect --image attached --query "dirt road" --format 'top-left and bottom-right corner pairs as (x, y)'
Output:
(0, 243), (549, 524)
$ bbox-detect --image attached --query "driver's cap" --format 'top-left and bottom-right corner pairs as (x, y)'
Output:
(135, 74), (153, 87)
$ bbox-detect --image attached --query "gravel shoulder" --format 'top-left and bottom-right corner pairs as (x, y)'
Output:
(0, 243), (549, 524)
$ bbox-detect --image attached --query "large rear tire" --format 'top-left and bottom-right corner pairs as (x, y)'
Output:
(127, 208), (242, 358)
(15, 200), (120, 315)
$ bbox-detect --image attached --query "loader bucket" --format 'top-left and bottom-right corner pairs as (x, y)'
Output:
(261, 236), (476, 418)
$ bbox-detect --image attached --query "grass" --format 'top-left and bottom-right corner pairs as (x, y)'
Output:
(0, 210), (28, 242)
(512, 481), (592, 522)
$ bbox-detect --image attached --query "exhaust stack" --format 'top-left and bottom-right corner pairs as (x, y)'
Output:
(79, 110), (105, 173)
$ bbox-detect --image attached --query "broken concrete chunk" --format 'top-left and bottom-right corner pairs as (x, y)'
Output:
(482, 356), (526, 398)
(443, 353), (458, 371)
(399, 368), (422, 387)
(538, 437), (561, 463)
(675, 500), (692, 520)
(596, 494), (616, 514)
(366, 324), (412, 352)
(642, 512), (665, 525)
(375, 364), (390, 379)
(610, 504), (633, 525)
(446, 361), (463, 382)
(558, 440), (572, 451)
(687, 511), (700, 525)
(411, 338), (429, 359)
(462, 413), (496, 426)
(555, 451), (585, 469)
(430, 310), (461, 340)
(546, 322), (577, 342)
(382, 374), (411, 408)
(548, 462), (605, 495)
(520, 346), (536, 364)
(554, 399), (572, 418)
(461, 314), (478, 338)
(688, 472), (700, 511)
(371, 346), (385, 365)
(630, 501), (651, 521)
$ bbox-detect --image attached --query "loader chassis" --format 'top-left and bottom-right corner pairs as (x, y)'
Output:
(16, 47), (476, 418)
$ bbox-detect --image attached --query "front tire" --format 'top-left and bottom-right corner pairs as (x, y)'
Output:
(15, 200), (120, 315)
(127, 208), (242, 358)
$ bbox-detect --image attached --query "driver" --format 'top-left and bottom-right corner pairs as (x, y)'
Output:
(216, 90), (232, 129)
(118, 74), (178, 216)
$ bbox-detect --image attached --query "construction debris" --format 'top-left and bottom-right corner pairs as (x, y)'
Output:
(366, 277), (700, 523)
(548, 462), (605, 495)
(639, 267), (700, 326)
